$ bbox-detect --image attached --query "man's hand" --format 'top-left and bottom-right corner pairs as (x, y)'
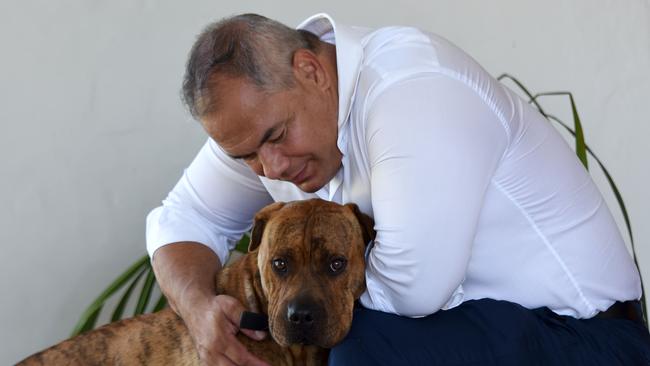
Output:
(151, 242), (270, 366)
(180, 294), (270, 366)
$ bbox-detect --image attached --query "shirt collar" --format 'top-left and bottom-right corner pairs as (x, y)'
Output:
(297, 13), (365, 154)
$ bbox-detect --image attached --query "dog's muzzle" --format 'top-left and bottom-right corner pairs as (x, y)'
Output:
(284, 297), (326, 345)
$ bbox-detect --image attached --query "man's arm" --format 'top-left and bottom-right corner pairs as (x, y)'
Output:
(360, 74), (509, 317)
(151, 242), (221, 316)
(147, 138), (273, 365)
(152, 242), (269, 366)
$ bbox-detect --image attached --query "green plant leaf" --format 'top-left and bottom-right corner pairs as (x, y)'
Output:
(152, 292), (168, 312)
(568, 94), (588, 170)
(235, 233), (251, 253)
(111, 265), (148, 322)
(71, 255), (150, 336)
(72, 306), (102, 337)
(134, 267), (156, 316)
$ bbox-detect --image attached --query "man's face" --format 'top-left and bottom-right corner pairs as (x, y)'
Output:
(201, 54), (341, 193)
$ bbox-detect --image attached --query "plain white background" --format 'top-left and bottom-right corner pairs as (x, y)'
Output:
(2, 0), (648, 363)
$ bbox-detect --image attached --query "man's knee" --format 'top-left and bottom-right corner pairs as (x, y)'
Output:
(328, 338), (377, 366)
(327, 308), (410, 366)
(327, 300), (540, 366)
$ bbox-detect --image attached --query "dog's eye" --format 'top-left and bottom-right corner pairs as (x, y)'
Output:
(329, 258), (347, 273)
(272, 258), (288, 273)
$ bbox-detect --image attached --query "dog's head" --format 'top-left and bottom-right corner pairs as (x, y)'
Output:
(248, 199), (374, 348)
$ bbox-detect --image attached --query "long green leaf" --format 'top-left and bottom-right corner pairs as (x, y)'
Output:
(569, 94), (588, 170)
(152, 292), (168, 312)
(71, 255), (150, 336)
(72, 306), (102, 337)
(134, 266), (156, 315)
(235, 233), (251, 253)
(111, 265), (148, 322)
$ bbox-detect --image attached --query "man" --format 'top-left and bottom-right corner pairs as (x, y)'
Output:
(147, 13), (650, 365)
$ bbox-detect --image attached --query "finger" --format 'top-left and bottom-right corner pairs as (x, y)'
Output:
(218, 297), (267, 340)
(241, 353), (271, 366)
(240, 328), (267, 341)
(222, 334), (270, 366)
(207, 354), (236, 366)
(218, 295), (248, 327)
(198, 348), (236, 366)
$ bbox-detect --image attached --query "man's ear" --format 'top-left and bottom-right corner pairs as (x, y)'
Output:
(345, 203), (376, 246)
(249, 202), (286, 252)
(292, 48), (330, 90)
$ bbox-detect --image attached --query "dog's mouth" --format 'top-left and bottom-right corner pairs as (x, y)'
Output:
(284, 328), (323, 346)
(290, 335), (314, 346)
(268, 315), (339, 348)
(242, 311), (323, 346)
(269, 318), (349, 348)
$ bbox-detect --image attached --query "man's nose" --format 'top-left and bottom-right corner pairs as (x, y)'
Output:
(258, 144), (289, 180)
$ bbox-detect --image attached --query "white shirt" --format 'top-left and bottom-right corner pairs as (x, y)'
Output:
(146, 13), (641, 319)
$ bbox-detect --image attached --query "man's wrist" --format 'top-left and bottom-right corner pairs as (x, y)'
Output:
(175, 283), (217, 318)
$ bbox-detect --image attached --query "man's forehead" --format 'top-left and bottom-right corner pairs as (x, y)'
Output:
(203, 81), (289, 151)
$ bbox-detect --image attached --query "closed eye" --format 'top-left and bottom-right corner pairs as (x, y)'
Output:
(227, 115), (292, 161)
(269, 128), (286, 144)
(238, 129), (285, 162)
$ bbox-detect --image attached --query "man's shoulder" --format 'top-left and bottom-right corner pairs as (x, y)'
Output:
(360, 25), (476, 77)
(352, 26), (443, 109)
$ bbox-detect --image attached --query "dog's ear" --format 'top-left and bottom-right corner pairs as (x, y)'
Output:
(249, 202), (286, 252)
(345, 203), (376, 246)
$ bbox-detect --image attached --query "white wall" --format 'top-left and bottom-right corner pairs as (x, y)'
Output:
(2, 0), (648, 363)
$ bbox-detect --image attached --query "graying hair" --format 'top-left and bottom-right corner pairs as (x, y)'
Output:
(182, 13), (320, 119)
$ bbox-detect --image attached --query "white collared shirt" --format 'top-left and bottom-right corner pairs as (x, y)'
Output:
(146, 13), (641, 318)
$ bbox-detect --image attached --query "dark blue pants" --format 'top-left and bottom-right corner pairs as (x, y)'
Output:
(328, 299), (650, 365)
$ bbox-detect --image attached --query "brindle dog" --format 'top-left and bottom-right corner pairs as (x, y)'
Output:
(17, 199), (374, 366)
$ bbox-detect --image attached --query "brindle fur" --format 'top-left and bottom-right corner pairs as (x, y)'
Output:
(17, 199), (373, 366)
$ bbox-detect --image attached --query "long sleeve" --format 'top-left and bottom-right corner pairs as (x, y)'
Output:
(146, 138), (273, 265)
(359, 74), (509, 317)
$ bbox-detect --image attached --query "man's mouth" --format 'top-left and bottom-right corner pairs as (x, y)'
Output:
(289, 163), (309, 185)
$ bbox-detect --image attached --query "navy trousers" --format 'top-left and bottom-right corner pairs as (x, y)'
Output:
(328, 299), (650, 365)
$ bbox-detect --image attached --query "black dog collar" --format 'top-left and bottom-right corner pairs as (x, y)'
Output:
(239, 311), (269, 331)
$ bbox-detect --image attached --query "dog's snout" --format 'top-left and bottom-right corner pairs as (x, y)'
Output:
(283, 297), (327, 345)
(287, 296), (325, 330)
(288, 304), (314, 325)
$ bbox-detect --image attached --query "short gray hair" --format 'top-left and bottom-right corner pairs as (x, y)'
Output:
(182, 13), (320, 119)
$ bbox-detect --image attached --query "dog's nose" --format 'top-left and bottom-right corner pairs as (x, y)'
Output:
(284, 297), (326, 345)
(287, 303), (314, 325)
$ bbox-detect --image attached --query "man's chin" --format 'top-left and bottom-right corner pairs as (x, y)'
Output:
(296, 181), (321, 194)
(295, 177), (326, 194)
